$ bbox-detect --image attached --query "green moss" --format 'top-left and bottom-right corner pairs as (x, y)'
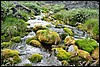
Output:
(1, 41), (15, 49)
(26, 36), (38, 44)
(29, 40), (42, 47)
(36, 30), (61, 45)
(52, 48), (71, 60)
(28, 53), (43, 63)
(10, 36), (21, 43)
(23, 63), (32, 66)
(75, 38), (98, 53)
(63, 28), (73, 36)
(1, 49), (21, 65)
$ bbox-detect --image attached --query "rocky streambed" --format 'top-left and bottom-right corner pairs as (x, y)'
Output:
(4, 12), (97, 66)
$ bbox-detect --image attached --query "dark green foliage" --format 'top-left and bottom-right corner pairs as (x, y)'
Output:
(10, 36), (21, 43)
(83, 18), (99, 40)
(53, 8), (99, 26)
(1, 17), (27, 42)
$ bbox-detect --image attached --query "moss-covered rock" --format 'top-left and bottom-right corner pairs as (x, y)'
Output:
(10, 36), (21, 43)
(78, 49), (93, 61)
(64, 36), (75, 45)
(1, 49), (21, 65)
(68, 45), (79, 61)
(28, 53), (43, 63)
(1, 41), (15, 49)
(36, 30), (61, 45)
(26, 36), (38, 44)
(33, 24), (47, 32)
(91, 47), (99, 60)
(29, 40), (42, 47)
(63, 28), (73, 36)
(75, 38), (98, 53)
(52, 48), (71, 60)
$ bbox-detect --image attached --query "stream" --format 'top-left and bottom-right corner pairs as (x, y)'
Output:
(12, 12), (90, 66)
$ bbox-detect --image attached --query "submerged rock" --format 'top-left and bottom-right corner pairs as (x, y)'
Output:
(75, 38), (98, 53)
(29, 40), (42, 47)
(36, 30), (61, 45)
(28, 53), (43, 63)
(1, 49), (21, 65)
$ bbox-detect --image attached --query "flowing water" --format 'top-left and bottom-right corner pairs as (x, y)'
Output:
(12, 12), (90, 66)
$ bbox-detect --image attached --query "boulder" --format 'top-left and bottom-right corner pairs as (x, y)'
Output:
(1, 49), (21, 65)
(36, 30), (61, 45)
(75, 38), (98, 53)
(29, 40), (42, 47)
(51, 48), (71, 60)
(28, 53), (43, 63)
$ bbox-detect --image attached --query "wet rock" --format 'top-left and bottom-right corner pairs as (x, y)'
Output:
(33, 24), (47, 32)
(91, 47), (99, 59)
(28, 53), (43, 63)
(36, 30), (61, 45)
(1, 49), (21, 65)
(75, 38), (98, 53)
(29, 40), (42, 47)
(64, 36), (75, 45)
(78, 49), (93, 61)
(63, 27), (73, 36)
(10, 36), (21, 43)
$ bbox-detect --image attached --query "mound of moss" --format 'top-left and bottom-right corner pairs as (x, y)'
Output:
(36, 30), (61, 45)
(29, 40), (42, 47)
(63, 28), (73, 36)
(1, 41), (15, 49)
(75, 38), (98, 53)
(52, 48), (71, 60)
(1, 49), (21, 66)
(28, 53), (43, 63)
